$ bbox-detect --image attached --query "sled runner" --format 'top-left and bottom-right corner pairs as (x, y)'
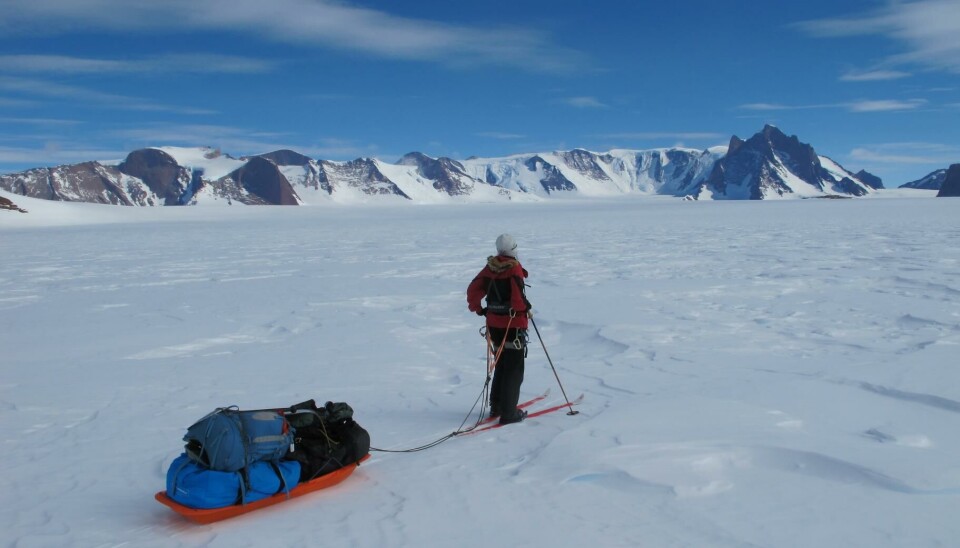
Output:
(155, 454), (369, 524)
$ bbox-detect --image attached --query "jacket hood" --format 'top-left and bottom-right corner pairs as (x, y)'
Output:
(487, 255), (519, 273)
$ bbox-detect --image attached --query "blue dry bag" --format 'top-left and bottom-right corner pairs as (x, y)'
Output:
(166, 453), (300, 508)
(183, 407), (294, 472)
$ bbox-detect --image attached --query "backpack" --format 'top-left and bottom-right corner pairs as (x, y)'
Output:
(183, 407), (294, 472)
(485, 277), (514, 315)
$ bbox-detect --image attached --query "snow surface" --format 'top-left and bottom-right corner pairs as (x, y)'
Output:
(2, 194), (959, 547)
(154, 147), (246, 180)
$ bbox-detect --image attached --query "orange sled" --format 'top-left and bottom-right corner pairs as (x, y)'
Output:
(156, 455), (369, 524)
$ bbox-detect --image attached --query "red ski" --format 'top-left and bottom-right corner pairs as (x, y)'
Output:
(155, 455), (369, 524)
(459, 390), (550, 434)
(458, 394), (583, 436)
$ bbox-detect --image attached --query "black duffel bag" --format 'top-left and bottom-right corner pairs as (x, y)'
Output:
(285, 400), (371, 482)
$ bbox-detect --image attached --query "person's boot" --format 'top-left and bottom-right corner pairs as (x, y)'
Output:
(498, 409), (527, 425)
(489, 402), (501, 418)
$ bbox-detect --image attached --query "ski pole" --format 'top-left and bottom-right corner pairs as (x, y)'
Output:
(530, 317), (579, 416)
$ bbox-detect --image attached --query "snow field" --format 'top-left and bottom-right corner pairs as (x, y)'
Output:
(1, 196), (959, 547)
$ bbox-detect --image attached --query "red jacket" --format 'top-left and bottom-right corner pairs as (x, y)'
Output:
(467, 255), (530, 329)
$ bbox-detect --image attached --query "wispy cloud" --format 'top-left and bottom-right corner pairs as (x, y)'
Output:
(0, 96), (39, 108)
(849, 142), (960, 164)
(797, 0), (960, 74)
(0, 76), (215, 114)
(738, 99), (927, 112)
(598, 132), (725, 141)
(0, 117), (81, 126)
(0, 0), (586, 74)
(738, 102), (835, 111)
(109, 123), (374, 160)
(562, 96), (607, 109)
(476, 132), (526, 140)
(0, 144), (127, 167)
(0, 54), (274, 75)
(848, 99), (927, 112)
(839, 69), (911, 82)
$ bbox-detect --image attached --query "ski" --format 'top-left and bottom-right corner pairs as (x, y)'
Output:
(458, 393), (584, 436)
(457, 390), (550, 434)
(495, 389), (550, 418)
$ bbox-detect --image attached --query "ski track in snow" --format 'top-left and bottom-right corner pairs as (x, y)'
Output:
(1, 198), (959, 547)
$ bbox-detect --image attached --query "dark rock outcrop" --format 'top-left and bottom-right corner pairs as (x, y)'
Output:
(118, 148), (190, 205)
(223, 156), (300, 205)
(397, 152), (477, 195)
(320, 158), (409, 198)
(258, 149), (313, 167)
(937, 164), (960, 197)
(0, 162), (136, 205)
(524, 156), (577, 193)
(855, 170), (884, 189)
(0, 195), (27, 212)
(558, 149), (610, 181)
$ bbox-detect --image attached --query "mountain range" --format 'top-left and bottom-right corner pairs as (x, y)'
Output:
(0, 125), (883, 206)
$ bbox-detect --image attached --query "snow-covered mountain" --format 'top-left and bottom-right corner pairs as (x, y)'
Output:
(461, 147), (722, 197)
(0, 126), (877, 205)
(900, 168), (947, 190)
(698, 125), (875, 200)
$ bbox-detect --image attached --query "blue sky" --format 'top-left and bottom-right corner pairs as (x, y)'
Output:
(0, 0), (958, 185)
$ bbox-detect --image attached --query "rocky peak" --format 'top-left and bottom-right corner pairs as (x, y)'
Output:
(524, 155), (576, 193)
(225, 156), (300, 205)
(397, 152), (433, 166)
(900, 168), (947, 190)
(727, 135), (746, 156)
(937, 164), (960, 197)
(854, 170), (884, 189)
(557, 149), (610, 181)
(258, 149), (314, 167)
(397, 152), (474, 195)
(118, 148), (188, 205)
(699, 126), (868, 199)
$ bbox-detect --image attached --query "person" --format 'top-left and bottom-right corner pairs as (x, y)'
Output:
(466, 234), (532, 425)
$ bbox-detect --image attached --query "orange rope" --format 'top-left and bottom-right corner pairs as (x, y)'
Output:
(486, 312), (515, 375)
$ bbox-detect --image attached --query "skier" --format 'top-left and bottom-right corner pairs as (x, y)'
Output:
(467, 234), (532, 425)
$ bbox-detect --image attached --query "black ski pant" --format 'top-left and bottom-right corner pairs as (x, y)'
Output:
(489, 327), (526, 419)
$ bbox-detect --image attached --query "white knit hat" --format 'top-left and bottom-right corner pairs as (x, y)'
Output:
(495, 234), (518, 258)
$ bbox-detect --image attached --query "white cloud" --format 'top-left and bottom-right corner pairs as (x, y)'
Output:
(0, 76), (216, 114)
(109, 123), (374, 160)
(599, 132), (725, 141)
(738, 99), (927, 112)
(737, 102), (836, 111)
(797, 0), (960, 74)
(847, 99), (927, 112)
(563, 96), (607, 109)
(0, 96), (38, 107)
(0, 0), (585, 74)
(0, 54), (273, 75)
(0, 117), (81, 126)
(476, 132), (526, 140)
(839, 69), (911, 82)
(849, 142), (960, 164)
(0, 144), (127, 166)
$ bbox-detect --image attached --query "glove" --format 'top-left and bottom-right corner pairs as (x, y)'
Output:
(526, 309), (534, 319)
(476, 307), (487, 316)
